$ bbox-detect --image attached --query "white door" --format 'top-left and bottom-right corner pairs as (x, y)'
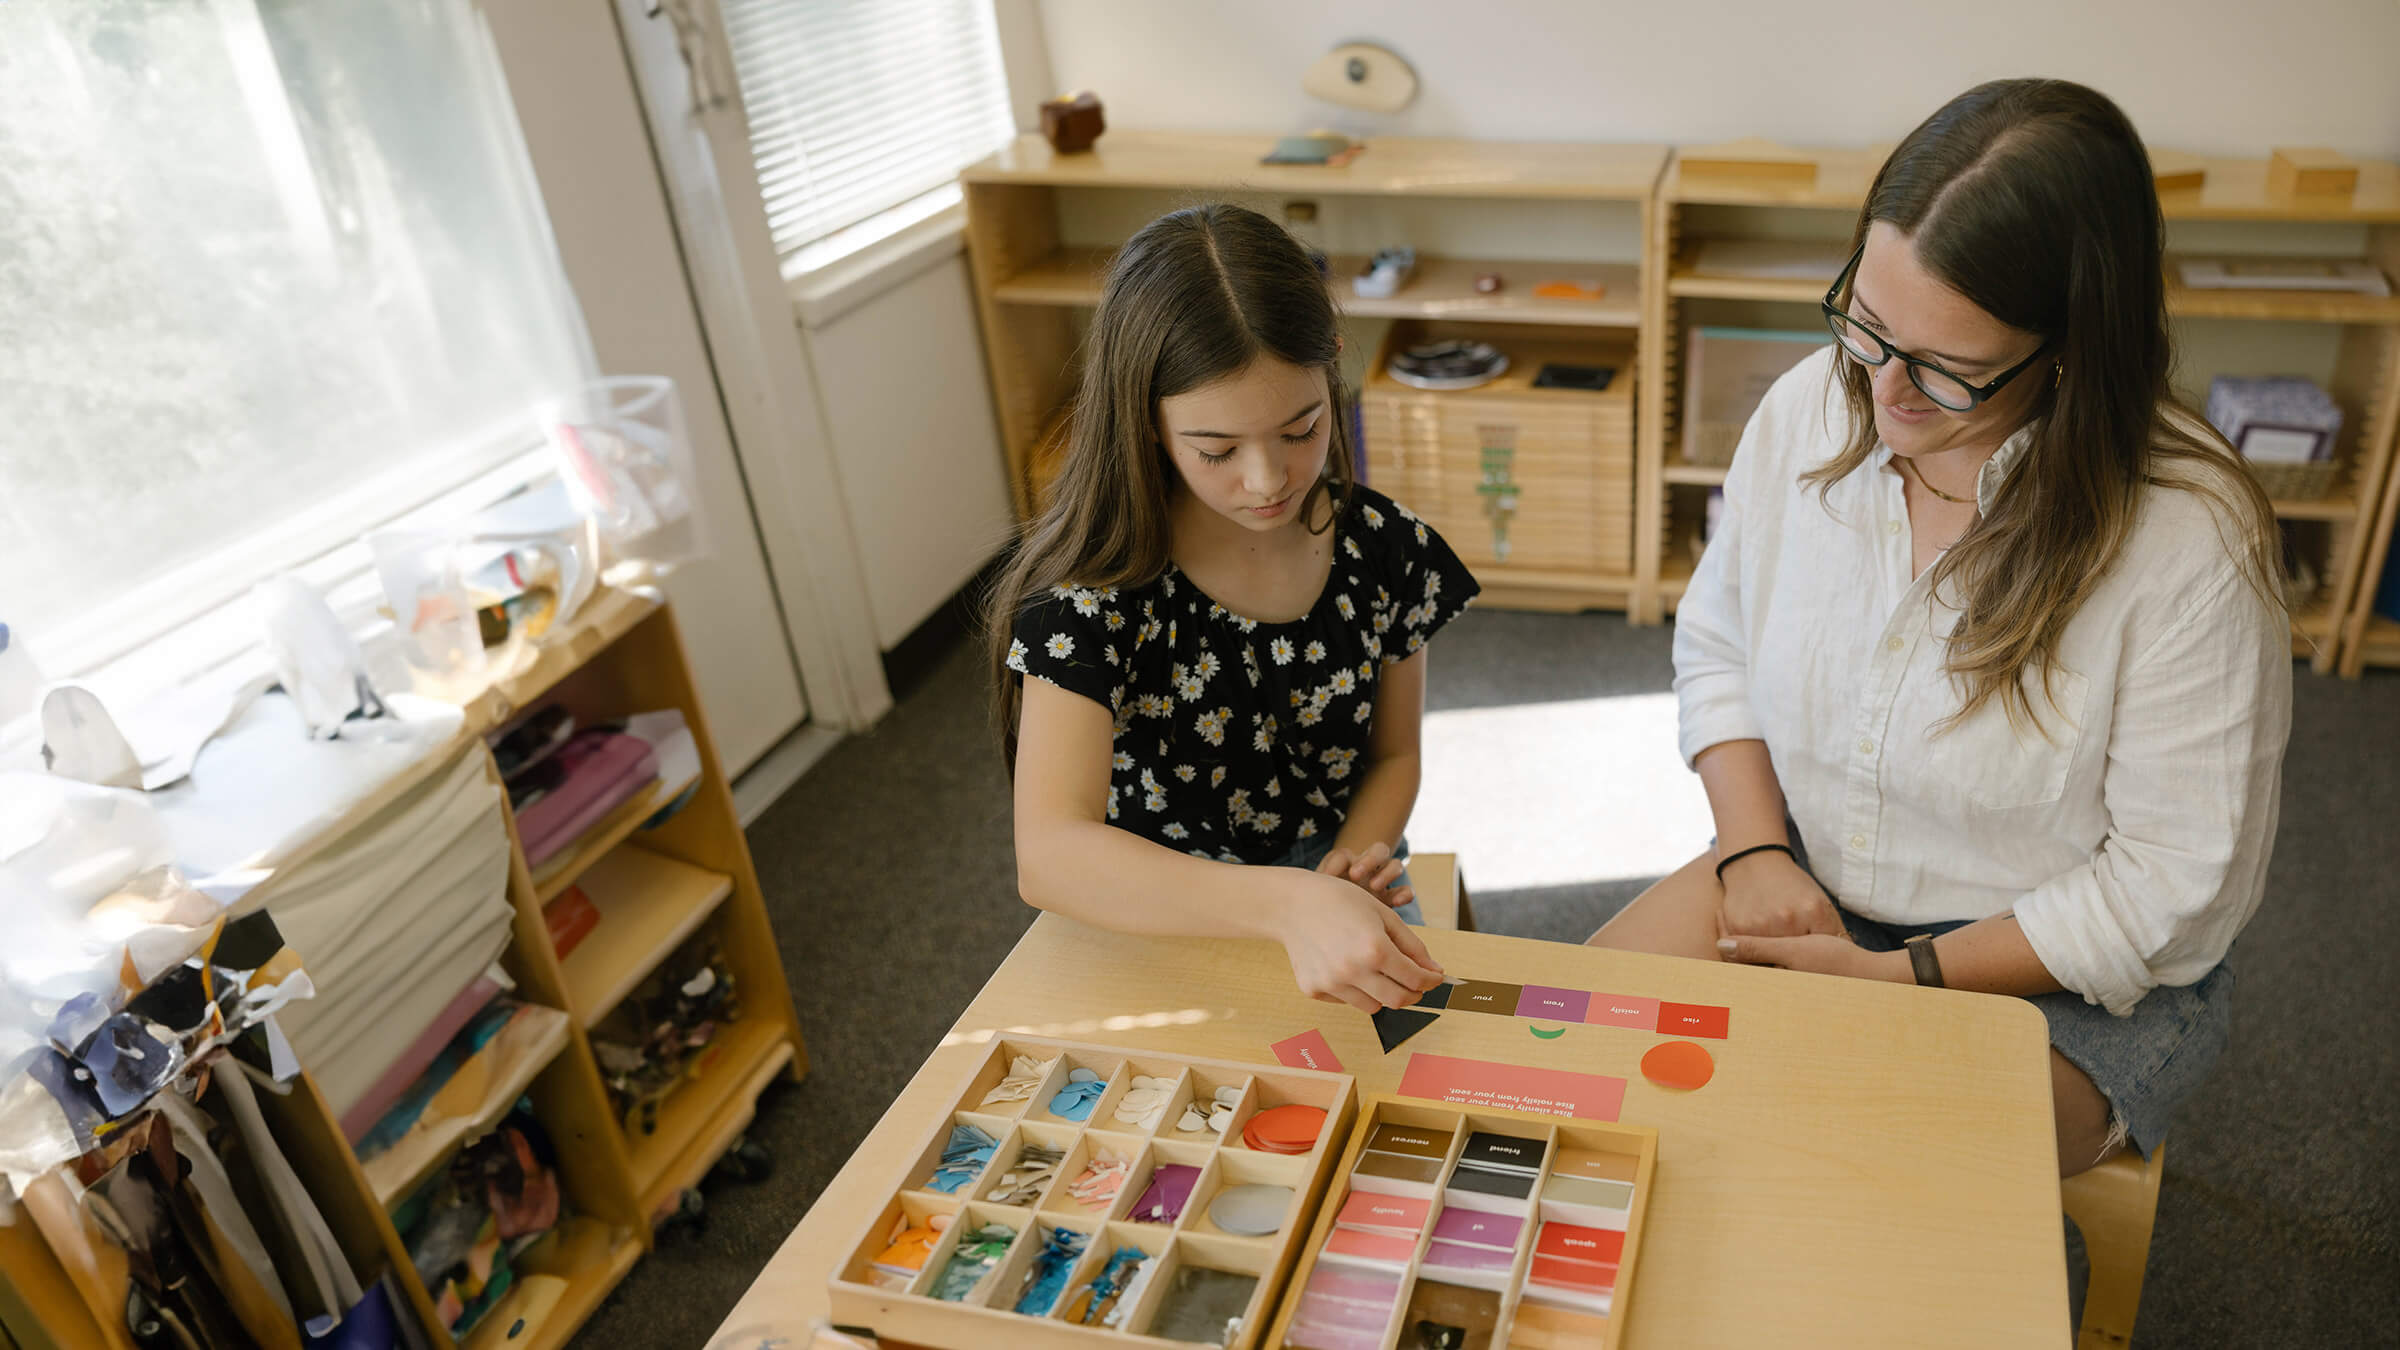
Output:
(478, 0), (812, 772)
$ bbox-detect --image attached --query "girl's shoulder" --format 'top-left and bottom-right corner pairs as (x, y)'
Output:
(1006, 577), (1165, 708)
(1335, 485), (1455, 572)
(1332, 485), (1482, 650)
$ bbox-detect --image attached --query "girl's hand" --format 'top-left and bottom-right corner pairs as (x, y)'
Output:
(1717, 849), (1847, 938)
(1716, 933), (1900, 982)
(1314, 840), (1415, 910)
(1278, 869), (1444, 1012)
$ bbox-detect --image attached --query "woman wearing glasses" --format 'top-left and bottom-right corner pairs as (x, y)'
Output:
(1590, 79), (2290, 1176)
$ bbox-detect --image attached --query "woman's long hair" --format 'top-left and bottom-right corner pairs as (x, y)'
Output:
(1806, 78), (2282, 729)
(986, 203), (1356, 763)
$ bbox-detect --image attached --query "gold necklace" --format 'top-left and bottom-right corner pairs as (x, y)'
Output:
(1901, 455), (1974, 505)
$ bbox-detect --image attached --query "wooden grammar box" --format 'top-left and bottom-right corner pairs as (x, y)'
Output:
(1265, 1096), (1659, 1350)
(1363, 321), (1638, 578)
(828, 1036), (1357, 1348)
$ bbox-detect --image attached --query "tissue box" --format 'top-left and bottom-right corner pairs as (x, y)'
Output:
(2205, 376), (2342, 499)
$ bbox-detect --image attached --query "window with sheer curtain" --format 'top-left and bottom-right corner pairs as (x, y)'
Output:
(0, 0), (594, 675)
(718, 0), (1016, 272)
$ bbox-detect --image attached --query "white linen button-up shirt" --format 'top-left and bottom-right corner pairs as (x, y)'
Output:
(1676, 346), (2291, 1015)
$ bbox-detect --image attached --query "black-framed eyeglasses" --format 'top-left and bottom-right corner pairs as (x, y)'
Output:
(1821, 245), (2052, 412)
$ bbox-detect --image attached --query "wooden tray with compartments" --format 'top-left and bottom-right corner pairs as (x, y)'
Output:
(828, 1037), (1358, 1349)
(1264, 1096), (1658, 1350)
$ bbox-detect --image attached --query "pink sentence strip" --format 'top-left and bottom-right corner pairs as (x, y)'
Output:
(1398, 1053), (1627, 1122)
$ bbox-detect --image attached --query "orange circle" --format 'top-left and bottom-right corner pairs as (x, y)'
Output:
(1243, 1104), (1326, 1151)
(1641, 1040), (1715, 1091)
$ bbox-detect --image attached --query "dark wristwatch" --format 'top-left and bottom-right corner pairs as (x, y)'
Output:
(1904, 933), (1946, 988)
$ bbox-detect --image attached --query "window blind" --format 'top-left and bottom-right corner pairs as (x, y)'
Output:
(719, 0), (1015, 265)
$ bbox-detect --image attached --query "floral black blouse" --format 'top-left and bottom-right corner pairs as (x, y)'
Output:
(1008, 486), (1480, 863)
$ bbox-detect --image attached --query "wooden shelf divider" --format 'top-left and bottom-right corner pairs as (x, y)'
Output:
(363, 1003), (576, 1209)
(559, 844), (736, 1029)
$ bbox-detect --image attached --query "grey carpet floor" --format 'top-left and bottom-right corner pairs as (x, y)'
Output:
(573, 609), (2400, 1349)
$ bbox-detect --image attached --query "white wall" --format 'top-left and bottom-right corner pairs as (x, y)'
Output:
(1035, 0), (2400, 158)
(801, 254), (1017, 649)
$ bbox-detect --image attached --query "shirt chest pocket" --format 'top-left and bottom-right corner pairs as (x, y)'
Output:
(1915, 663), (2092, 811)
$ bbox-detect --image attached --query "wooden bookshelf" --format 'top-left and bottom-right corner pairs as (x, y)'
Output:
(962, 130), (1668, 621)
(0, 592), (808, 1350)
(995, 244), (1645, 327)
(1647, 143), (2400, 669)
(363, 1003), (575, 1208)
(458, 1217), (643, 1350)
(531, 768), (703, 905)
(964, 131), (1668, 200)
(559, 845), (735, 1028)
(625, 1017), (796, 1217)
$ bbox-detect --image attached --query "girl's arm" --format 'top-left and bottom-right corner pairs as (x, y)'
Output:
(1013, 676), (1445, 1012)
(1318, 649), (1427, 901)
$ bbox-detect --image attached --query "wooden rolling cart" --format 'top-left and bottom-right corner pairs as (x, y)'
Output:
(1643, 142), (2400, 668)
(0, 590), (807, 1350)
(960, 131), (1669, 614)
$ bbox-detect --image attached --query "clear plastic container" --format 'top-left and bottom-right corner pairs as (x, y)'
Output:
(368, 528), (487, 701)
(541, 375), (708, 580)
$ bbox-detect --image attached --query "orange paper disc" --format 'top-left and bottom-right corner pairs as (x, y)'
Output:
(1242, 1104), (1327, 1152)
(1640, 1040), (1715, 1091)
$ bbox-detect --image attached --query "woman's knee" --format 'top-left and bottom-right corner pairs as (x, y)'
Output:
(2051, 1049), (2125, 1178)
(1585, 852), (1722, 960)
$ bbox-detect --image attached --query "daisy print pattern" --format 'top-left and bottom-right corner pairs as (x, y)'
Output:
(1008, 486), (1478, 863)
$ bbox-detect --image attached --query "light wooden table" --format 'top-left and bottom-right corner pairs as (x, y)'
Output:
(716, 877), (2068, 1348)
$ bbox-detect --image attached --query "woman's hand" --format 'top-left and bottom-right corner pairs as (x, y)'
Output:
(1278, 869), (1444, 1012)
(1717, 932), (1905, 982)
(1716, 849), (1847, 938)
(1315, 840), (1415, 910)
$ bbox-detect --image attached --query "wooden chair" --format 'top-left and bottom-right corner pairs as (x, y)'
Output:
(2060, 1142), (2167, 1350)
(1408, 853), (1477, 931)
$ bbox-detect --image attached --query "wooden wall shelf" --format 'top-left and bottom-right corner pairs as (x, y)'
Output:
(962, 131), (2400, 673)
(1646, 143), (2400, 671)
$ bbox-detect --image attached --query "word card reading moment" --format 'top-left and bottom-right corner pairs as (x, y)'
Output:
(1398, 1054), (1627, 1122)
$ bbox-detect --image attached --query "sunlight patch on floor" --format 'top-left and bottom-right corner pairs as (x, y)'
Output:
(1412, 693), (1710, 891)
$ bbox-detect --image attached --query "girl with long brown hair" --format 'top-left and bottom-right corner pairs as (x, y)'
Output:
(1591, 79), (2291, 1177)
(991, 204), (1480, 1013)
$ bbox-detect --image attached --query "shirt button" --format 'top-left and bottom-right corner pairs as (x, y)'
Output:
(1886, 520), (1903, 536)
(1850, 834), (1868, 850)
(1887, 635), (1905, 652)
(1857, 738), (1875, 755)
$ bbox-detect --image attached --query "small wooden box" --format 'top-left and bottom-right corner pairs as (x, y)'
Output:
(1362, 322), (1636, 575)
(1677, 138), (1818, 187)
(2269, 147), (2358, 197)
(1680, 325), (1823, 467)
(1261, 1095), (1659, 1350)
(827, 1037), (1357, 1349)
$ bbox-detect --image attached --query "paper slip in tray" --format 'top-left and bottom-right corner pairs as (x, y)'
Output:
(1263, 1094), (1656, 1350)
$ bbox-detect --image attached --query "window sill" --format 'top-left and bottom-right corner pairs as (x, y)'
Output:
(785, 202), (968, 330)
